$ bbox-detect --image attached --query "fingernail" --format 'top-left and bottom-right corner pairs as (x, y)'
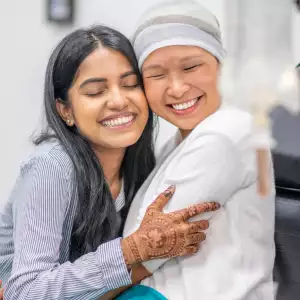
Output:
(213, 203), (221, 210)
(164, 185), (175, 197)
(202, 220), (209, 229)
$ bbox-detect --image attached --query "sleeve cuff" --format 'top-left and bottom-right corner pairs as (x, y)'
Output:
(250, 130), (276, 149)
(96, 238), (132, 291)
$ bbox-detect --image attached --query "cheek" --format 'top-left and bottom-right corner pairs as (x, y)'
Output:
(130, 90), (149, 122)
(136, 91), (149, 112)
(193, 72), (218, 92)
(72, 98), (102, 128)
(144, 81), (164, 113)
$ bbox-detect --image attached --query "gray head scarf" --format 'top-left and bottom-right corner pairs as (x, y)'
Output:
(132, 0), (226, 69)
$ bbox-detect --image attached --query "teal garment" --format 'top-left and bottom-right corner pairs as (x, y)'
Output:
(116, 285), (167, 300)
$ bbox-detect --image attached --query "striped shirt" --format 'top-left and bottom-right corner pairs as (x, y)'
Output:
(0, 142), (131, 299)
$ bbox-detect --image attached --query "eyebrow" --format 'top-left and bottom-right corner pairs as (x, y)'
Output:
(79, 70), (136, 89)
(79, 78), (106, 88)
(120, 70), (136, 79)
(180, 55), (204, 62)
(142, 65), (164, 72)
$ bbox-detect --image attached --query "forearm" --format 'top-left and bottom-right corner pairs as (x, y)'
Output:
(5, 239), (132, 300)
(98, 264), (152, 300)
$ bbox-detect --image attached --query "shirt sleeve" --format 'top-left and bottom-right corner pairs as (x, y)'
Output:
(142, 132), (254, 273)
(4, 155), (131, 300)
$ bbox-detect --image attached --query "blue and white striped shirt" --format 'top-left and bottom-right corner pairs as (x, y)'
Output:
(0, 142), (131, 299)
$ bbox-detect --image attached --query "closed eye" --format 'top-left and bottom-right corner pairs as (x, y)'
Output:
(85, 90), (105, 97)
(184, 64), (201, 71)
(146, 74), (164, 79)
(123, 84), (140, 88)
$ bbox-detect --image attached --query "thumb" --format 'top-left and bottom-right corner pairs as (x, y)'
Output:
(149, 185), (175, 211)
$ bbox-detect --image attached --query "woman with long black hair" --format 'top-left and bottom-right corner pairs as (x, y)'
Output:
(0, 25), (218, 300)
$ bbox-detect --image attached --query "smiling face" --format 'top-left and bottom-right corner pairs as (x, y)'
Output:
(142, 45), (221, 137)
(56, 46), (149, 151)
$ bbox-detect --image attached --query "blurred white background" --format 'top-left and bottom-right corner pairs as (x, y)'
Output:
(0, 0), (299, 207)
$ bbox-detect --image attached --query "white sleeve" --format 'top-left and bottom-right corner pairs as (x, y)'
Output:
(143, 132), (252, 273)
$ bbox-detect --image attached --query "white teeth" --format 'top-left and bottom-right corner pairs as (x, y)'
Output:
(172, 98), (199, 111)
(102, 115), (134, 127)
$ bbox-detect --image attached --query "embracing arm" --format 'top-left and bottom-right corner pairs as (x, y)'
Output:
(98, 264), (152, 300)
(142, 132), (249, 273)
(4, 152), (219, 300)
(4, 155), (132, 300)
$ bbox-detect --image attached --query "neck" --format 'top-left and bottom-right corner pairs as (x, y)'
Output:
(179, 98), (222, 140)
(93, 146), (126, 195)
(180, 129), (192, 140)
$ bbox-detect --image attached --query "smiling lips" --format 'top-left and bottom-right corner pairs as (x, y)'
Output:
(169, 96), (202, 114)
(100, 97), (201, 128)
(101, 113), (135, 128)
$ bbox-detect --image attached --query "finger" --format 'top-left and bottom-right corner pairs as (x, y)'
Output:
(188, 220), (209, 233)
(148, 185), (175, 211)
(171, 202), (220, 221)
(184, 244), (200, 255)
(187, 232), (206, 244)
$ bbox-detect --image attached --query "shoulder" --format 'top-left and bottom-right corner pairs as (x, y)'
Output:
(155, 131), (180, 164)
(20, 141), (74, 180)
(175, 106), (254, 172)
(192, 106), (253, 145)
(11, 141), (76, 213)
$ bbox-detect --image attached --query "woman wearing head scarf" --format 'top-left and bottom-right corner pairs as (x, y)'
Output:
(121, 1), (275, 299)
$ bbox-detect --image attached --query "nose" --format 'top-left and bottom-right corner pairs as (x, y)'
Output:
(107, 87), (129, 110)
(166, 74), (190, 98)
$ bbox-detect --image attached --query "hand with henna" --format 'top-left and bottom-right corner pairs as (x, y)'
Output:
(121, 185), (220, 266)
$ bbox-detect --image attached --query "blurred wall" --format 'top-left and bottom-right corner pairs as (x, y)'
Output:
(0, 0), (298, 207)
(0, 1), (73, 208)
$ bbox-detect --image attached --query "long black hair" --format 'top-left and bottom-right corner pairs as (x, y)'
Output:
(34, 25), (156, 261)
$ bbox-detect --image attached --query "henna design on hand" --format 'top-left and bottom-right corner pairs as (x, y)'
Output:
(121, 186), (220, 266)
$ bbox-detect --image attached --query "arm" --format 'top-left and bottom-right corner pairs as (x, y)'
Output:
(99, 264), (152, 300)
(4, 153), (215, 300)
(4, 156), (131, 300)
(142, 132), (250, 273)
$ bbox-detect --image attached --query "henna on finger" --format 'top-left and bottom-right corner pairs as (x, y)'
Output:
(168, 202), (220, 223)
(148, 185), (175, 211)
(168, 206), (199, 223)
(187, 232), (206, 244)
(193, 202), (221, 213)
(188, 220), (209, 233)
(184, 245), (199, 254)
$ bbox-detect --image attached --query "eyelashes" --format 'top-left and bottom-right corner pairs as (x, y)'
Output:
(145, 64), (203, 79)
(146, 74), (164, 79)
(85, 84), (140, 97)
(183, 64), (202, 71)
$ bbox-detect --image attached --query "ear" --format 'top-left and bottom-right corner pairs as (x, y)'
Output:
(56, 98), (75, 127)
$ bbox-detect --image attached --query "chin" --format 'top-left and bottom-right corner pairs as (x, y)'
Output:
(171, 120), (201, 131)
(107, 134), (142, 149)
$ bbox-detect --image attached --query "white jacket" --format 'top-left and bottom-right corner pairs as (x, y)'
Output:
(124, 106), (275, 300)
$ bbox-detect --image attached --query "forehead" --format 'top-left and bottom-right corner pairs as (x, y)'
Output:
(77, 47), (132, 79)
(142, 45), (211, 69)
